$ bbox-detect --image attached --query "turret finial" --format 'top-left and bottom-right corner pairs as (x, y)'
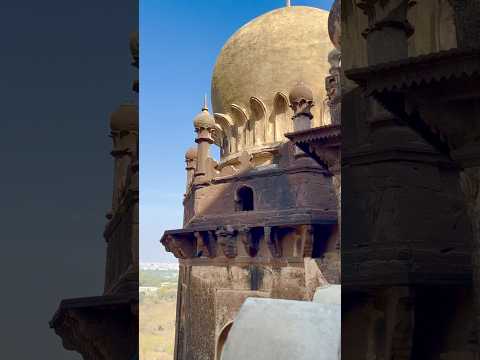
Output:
(202, 94), (208, 112)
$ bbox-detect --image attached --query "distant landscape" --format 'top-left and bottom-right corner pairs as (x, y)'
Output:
(140, 263), (179, 360)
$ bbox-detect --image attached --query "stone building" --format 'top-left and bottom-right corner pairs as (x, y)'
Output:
(338, 0), (479, 359)
(50, 32), (139, 360)
(160, 5), (340, 360)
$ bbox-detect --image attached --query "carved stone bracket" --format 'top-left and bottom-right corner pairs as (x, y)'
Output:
(163, 234), (195, 259)
(161, 223), (338, 263)
(237, 226), (255, 256)
(216, 225), (238, 259)
(50, 296), (137, 360)
(265, 226), (282, 258)
(194, 231), (217, 258)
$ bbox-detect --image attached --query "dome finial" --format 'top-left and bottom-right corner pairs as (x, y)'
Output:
(194, 94), (215, 130)
(202, 94), (208, 112)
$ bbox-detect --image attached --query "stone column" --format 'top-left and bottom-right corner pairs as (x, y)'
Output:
(195, 133), (212, 179)
(289, 83), (314, 158)
(357, 0), (415, 65)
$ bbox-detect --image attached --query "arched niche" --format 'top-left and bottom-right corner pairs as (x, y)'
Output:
(235, 185), (255, 211)
(230, 104), (248, 151)
(250, 96), (267, 146)
(271, 92), (289, 142)
(216, 322), (233, 360)
(214, 113), (234, 155)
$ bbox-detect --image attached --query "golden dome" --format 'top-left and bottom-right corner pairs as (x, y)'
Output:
(211, 6), (332, 157)
(110, 103), (138, 131)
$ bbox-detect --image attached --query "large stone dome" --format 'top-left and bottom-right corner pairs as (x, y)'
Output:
(211, 6), (332, 160)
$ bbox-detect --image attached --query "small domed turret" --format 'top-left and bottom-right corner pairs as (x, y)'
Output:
(193, 97), (215, 130)
(289, 82), (314, 130)
(289, 82), (314, 105)
(110, 103), (138, 132)
(193, 110), (215, 130)
(185, 147), (198, 160)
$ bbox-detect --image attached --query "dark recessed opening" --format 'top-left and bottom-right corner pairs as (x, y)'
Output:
(236, 186), (254, 211)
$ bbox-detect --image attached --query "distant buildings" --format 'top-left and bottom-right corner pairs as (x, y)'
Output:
(140, 262), (179, 271)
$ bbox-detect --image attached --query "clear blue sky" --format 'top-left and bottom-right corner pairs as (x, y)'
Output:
(140, 0), (334, 262)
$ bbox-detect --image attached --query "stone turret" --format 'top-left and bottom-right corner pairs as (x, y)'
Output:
(193, 99), (216, 185)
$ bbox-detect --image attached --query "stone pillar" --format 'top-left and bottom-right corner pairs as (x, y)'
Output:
(289, 83), (314, 157)
(357, 0), (415, 65)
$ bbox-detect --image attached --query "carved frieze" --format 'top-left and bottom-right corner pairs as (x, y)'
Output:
(161, 223), (338, 263)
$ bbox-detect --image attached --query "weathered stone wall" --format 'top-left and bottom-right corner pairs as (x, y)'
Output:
(183, 146), (337, 228)
(341, 2), (474, 355)
(175, 262), (308, 360)
(342, 286), (475, 360)
(342, 86), (471, 288)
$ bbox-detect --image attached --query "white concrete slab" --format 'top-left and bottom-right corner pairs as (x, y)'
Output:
(221, 297), (341, 360)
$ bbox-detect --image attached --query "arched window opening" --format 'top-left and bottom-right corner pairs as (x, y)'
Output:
(217, 322), (233, 360)
(236, 186), (254, 211)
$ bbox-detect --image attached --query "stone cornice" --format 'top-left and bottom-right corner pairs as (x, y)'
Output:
(345, 48), (480, 95)
(285, 124), (341, 145)
(185, 208), (337, 230)
(343, 146), (459, 168)
(286, 125), (341, 174)
(160, 222), (336, 261)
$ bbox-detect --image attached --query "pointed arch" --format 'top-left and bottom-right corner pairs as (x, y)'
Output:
(249, 96), (267, 145)
(274, 92), (289, 112)
(214, 113), (234, 129)
(230, 104), (248, 125)
(230, 104), (249, 151)
(271, 92), (290, 142)
(214, 113), (234, 155)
